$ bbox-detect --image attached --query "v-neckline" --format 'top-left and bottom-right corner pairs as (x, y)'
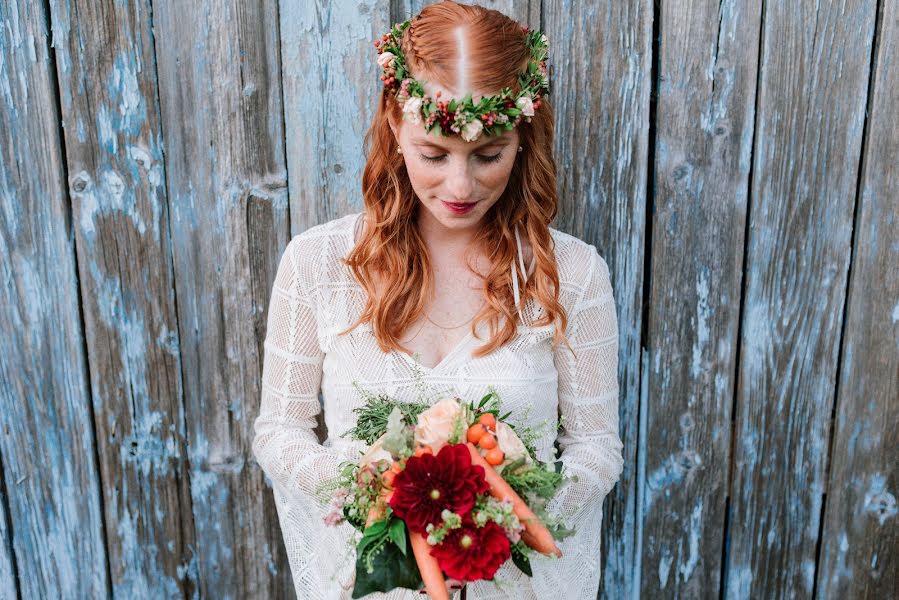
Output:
(347, 211), (486, 374)
(391, 327), (477, 373)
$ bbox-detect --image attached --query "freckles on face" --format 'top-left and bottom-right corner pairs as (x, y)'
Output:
(396, 121), (520, 222)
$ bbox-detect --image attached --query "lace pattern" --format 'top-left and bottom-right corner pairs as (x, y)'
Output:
(252, 212), (623, 599)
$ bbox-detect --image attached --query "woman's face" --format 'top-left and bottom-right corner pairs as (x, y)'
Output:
(390, 112), (520, 233)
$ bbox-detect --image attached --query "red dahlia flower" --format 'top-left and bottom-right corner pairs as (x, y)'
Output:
(430, 518), (511, 581)
(388, 443), (489, 534)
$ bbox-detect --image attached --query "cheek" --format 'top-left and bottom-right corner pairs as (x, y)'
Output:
(405, 160), (441, 189)
(482, 159), (516, 192)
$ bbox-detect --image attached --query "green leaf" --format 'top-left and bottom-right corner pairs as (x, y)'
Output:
(511, 544), (533, 576)
(388, 518), (407, 556)
(351, 529), (423, 598)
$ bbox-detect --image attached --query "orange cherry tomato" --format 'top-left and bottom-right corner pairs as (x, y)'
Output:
(478, 413), (497, 429)
(391, 462), (404, 474)
(478, 433), (497, 450)
(413, 445), (433, 457)
(485, 447), (505, 466)
(467, 424), (487, 444)
(382, 470), (396, 487)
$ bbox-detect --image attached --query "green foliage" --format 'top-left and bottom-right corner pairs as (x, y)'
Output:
(351, 517), (422, 598)
(342, 381), (429, 445)
(511, 541), (533, 576)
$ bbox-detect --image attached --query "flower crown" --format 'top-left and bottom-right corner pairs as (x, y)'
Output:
(373, 18), (551, 142)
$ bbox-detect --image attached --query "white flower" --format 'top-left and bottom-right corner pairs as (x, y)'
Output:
(495, 422), (532, 464)
(461, 118), (484, 142)
(415, 397), (462, 452)
(540, 33), (548, 46)
(401, 96), (423, 125)
(516, 95), (535, 117)
(377, 51), (395, 68)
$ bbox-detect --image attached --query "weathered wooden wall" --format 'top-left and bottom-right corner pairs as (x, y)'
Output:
(1, 0), (895, 599)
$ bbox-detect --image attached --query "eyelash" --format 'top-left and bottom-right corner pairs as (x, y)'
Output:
(419, 153), (503, 164)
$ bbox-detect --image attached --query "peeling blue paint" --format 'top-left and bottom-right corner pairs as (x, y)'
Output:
(644, 450), (702, 512)
(863, 473), (897, 525)
(119, 410), (180, 477)
(677, 500), (702, 583)
(690, 266), (712, 380)
(657, 544), (672, 588)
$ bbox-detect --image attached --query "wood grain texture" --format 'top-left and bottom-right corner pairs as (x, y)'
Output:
(280, 0), (391, 232)
(47, 0), (198, 596)
(642, 0), (761, 597)
(2, 0), (895, 597)
(725, 0), (878, 597)
(540, 2), (652, 598)
(0, 1), (109, 597)
(815, 0), (898, 596)
(152, 0), (291, 596)
(0, 454), (18, 600)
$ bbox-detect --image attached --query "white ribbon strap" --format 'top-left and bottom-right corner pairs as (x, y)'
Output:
(511, 224), (529, 323)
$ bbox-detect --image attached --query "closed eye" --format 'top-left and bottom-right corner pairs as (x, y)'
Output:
(419, 153), (503, 164)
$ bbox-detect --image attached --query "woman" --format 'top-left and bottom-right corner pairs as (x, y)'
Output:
(252, 2), (624, 598)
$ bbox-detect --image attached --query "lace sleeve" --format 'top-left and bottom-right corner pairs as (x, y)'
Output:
(251, 234), (351, 510)
(549, 245), (624, 523)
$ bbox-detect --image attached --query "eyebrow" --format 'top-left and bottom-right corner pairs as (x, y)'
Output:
(412, 137), (511, 151)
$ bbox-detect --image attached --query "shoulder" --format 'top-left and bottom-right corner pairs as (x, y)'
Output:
(548, 226), (612, 299)
(283, 212), (361, 291)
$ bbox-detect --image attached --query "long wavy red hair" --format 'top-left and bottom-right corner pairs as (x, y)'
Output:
(341, 0), (571, 358)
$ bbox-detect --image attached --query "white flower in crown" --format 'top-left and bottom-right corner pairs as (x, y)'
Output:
(461, 118), (484, 142)
(377, 51), (396, 68)
(401, 96), (424, 125)
(516, 95), (535, 117)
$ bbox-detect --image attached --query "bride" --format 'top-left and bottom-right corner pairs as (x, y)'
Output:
(252, 2), (623, 598)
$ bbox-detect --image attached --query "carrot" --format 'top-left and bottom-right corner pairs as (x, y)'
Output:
(410, 530), (449, 600)
(465, 442), (562, 558)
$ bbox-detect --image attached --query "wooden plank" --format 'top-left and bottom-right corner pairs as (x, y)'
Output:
(815, 1), (899, 595)
(640, 0), (762, 596)
(0, 2), (110, 597)
(47, 0), (199, 596)
(152, 1), (291, 596)
(281, 0), (392, 230)
(0, 455), (18, 597)
(398, 0), (536, 24)
(725, 0), (878, 596)
(540, 2), (652, 597)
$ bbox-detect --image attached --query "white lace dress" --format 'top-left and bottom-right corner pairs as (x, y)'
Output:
(252, 212), (623, 599)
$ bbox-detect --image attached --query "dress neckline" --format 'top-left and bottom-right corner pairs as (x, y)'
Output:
(347, 212), (527, 373)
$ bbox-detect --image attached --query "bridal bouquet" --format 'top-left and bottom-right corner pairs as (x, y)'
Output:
(318, 388), (575, 599)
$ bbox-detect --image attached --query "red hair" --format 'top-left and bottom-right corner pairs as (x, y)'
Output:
(341, 0), (571, 358)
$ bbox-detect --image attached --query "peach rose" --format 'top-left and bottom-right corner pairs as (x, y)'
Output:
(415, 397), (463, 452)
(359, 432), (393, 469)
(377, 51), (396, 69)
(516, 95), (535, 117)
(495, 422), (532, 464)
(401, 96), (424, 125)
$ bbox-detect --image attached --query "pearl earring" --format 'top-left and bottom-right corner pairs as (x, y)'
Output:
(397, 145), (403, 154)
(518, 145), (523, 152)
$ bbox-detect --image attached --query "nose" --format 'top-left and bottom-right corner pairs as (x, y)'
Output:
(444, 158), (474, 202)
